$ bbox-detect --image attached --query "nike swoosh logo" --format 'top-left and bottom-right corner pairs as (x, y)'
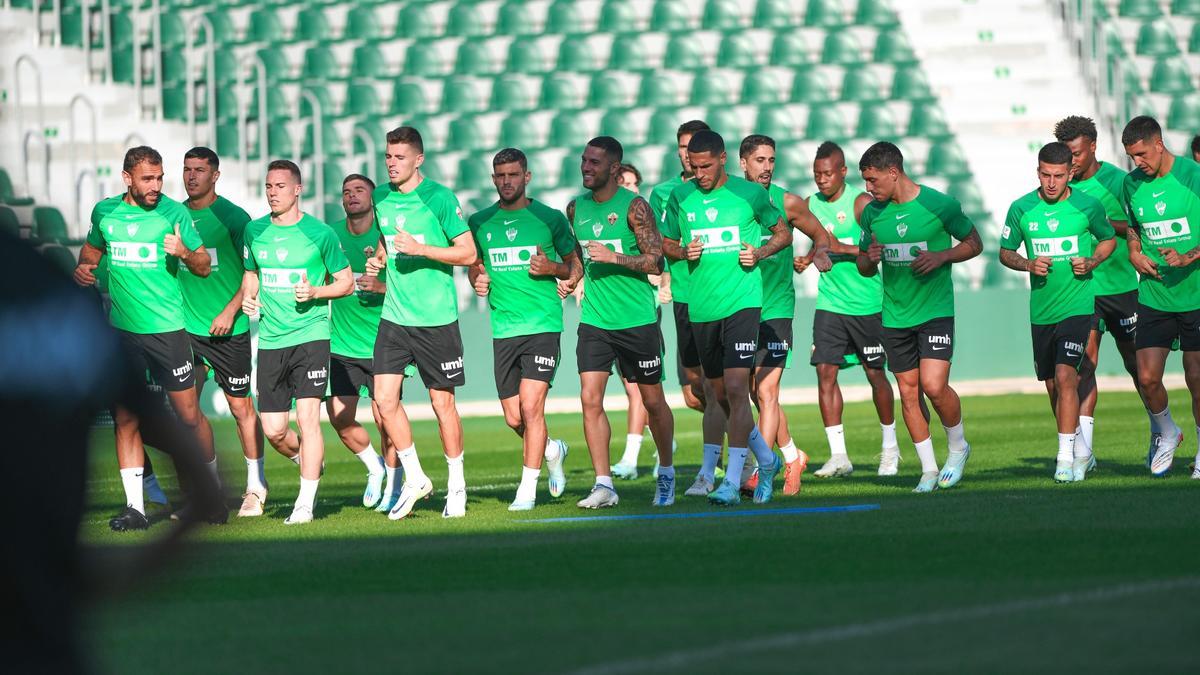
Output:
(770, 352), (786, 358)
(311, 380), (327, 387)
(274, 237), (287, 242)
(537, 366), (552, 372)
(702, 198), (718, 204)
(644, 369), (660, 375)
(228, 386), (248, 392)
(177, 376), (189, 383)
(930, 346), (946, 351)
(865, 355), (882, 361)
(1152, 191), (1166, 198)
(1043, 210), (1058, 216)
(503, 219), (518, 225)
(446, 371), (463, 378)
(1065, 352), (1080, 358)
(738, 353), (753, 360)
(578, 219), (592, 225)
(895, 214), (909, 220)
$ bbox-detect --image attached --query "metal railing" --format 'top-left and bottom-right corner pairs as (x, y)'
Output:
(13, 54), (48, 202)
(185, 13), (216, 147)
(297, 89), (327, 223)
(68, 93), (100, 235)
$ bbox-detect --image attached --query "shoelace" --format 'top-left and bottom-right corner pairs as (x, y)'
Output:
(655, 475), (671, 500)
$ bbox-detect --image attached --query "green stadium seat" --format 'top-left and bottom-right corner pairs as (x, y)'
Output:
(41, 245), (77, 276)
(609, 35), (654, 71)
(449, 115), (490, 151)
(295, 8), (333, 42)
(841, 68), (887, 101)
(158, 12), (187, 50)
(246, 8), (285, 44)
(854, 0), (900, 27)
(771, 32), (812, 66)
(33, 206), (71, 244)
(161, 84), (189, 121)
(754, 0), (801, 28)
(59, 8), (83, 47)
(805, 0), (847, 27)
(948, 179), (986, 215)
(200, 10), (238, 46)
(318, 160), (345, 203)
(1173, 0), (1200, 18)
(1135, 19), (1181, 57)
(508, 39), (553, 73)
(718, 33), (759, 68)
(249, 84), (291, 121)
(343, 83), (382, 117)
(458, 41), (504, 75)
(213, 49), (241, 86)
(652, 0), (695, 31)
(891, 68), (934, 101)
(855, 106), (898, 137)
(396, 3), (443, 38)
(391, 81), (428, 115)
(541, 74), (585, 109)
(0, 169), (32, 207)
(1150, 56), (1194, 94)
(498, 1), (543, 36)
(551, 111), (591, 147)
(110, 12), (134, 49)
(558, 39), (603, 72)
(443, 76), (488, 113)
(303, 118), (344, 158)
(256, 49), (292, 83)
(704, 107), (744, 143)
(589, 73), (635, 108)
(791, 67), (836, 103)
(822, 31), (867, 65)
(160, 51), (188, 87)
(925, 143), (972, 179)
(873, 30), (918, 64)
(406, 41), (449, 77)
(600, 0), (641, 33)
(757, 106), (800, 141)
(111, 47), (134, 84)
(906, 102), (952, 138)
(344, 6), (382, 40)
(547, 0), (589, 34)
(457, 156), (495, 191)
(303, 46), (341, 81)
(559, 153), (583, 187)
(1118, 59), (1145, 96)
(649, 108), (685, 142)
(215, 121), (242, 159)
(1168, 93), (1200, 130)
(704, 0), (748, 29)
(742, 70), (789, 104)
(665, 35), (708, 68)
(214, 86), (241, 122)
(0, 206), (21, 237)
(1190, 22), (1200, 53)
(492, 74), (538, 112)
(638, 73), (683, 107)
(267, 120), (296, 158)
(499, 114), (543, 148)
(806, 106), (848, 140)
(692, 74), (738, 105)
(1118, 0), (1163, 18)
(599, 110), (644, 145)
(352, 44), (392, 79)
(448, 2), (491, 37)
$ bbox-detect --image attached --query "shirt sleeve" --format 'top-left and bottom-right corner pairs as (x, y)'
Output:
(433, 190), (469, 240)
(1121, 174), (1141, 229)
(999, 203), (1023, 251)
(318, 227), (350, 274)
(86, 203), (107, 248)
(663, 192), (682, 240)
(934, 195), (975, 240)
(752, 186), (783, 230)
(1084, 197), (1115, 242)
(242, 222), (258, 271)
(217, 200), (253, 251)
(551, 211), (577, 258)
(857, 205), (875, 251)
(173, 206), (205, 251)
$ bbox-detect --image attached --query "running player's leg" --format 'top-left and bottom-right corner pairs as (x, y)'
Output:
(1137, 304), (1184, 475)
(637, 379), (676, 506)
(291, 397), (324, 523)
(374, 321), (433, 520)
(510, 377), (554, 509)
(913, 318), (970, 489)
(411, 321), (468, 518)
(753, 364), (804, 494)
(576, 324), (620, 508)
(1185, 350), (1200, 478)
(1052, 362), (1083, 481)
(812, 310), (855, 476)
(893, 368), (938, 492)
(864, 365), (900, 475)
(326, 394), (386, 507)
(370, 399), (403, 512)
(612, 374), (646, 479)
(1077, 325), (1100, 458)
(110, 404), (151, 531)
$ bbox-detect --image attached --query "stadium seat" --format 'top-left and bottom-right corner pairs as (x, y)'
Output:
(855, 105), (898, 138)
(33, 206), (72, 244)
(59, 8), (83, 47)
(299, 84), (335, 119)
(256, 49), (293, 83)
(742, 70), (789, 104)
(508, 39), (553, 73)
(160, 51), (188, 87)
(754, 0), (801, 28)
(718, 33), (760, 68)
(497, 1), (543, 36)
(692, 73), (739, 105)
(757, 106), (800, 141)
(540, 74), (585, 110)
(559, 153), (583, 187)
(303, 118), (345, 158)
(0, 169), (33, 207)
(1149, 56), (1194, 94)
(791, 67), (836, 103)
(449, 115), (490, 151)
(925, 142), (972, 178)
(396, 3), (443, 38)
(267, 120), (296, 158)
(161, 85), (189, 121)
(200, 10), (238, 46)
(448, 2), (491, 37)
(1173, 0), (1200, 18)
(891, 68), (934, 101)
(215, 121), (242, 159)
(458, 41), (505, 75)
(547, 0), (590, 34)
(805, 0), (848, 27)
(443, 76), (489, 113)
(771, 32), (812, 66)
(406, 41), (449, 77)
(343, 83), (382, 117)
(854, 0), (900, 27)
(704, 107), (745, 142)
(391, 81), (428, 115)
(499, 114), (543, 148)
(1190, 22), (1200, 53)
(558, 38), (603, 72)
(457, 156), (495, 192)
(41, 244), (77, 275)
(296, 8), (333, 42)
(157, 12), (187, 50)
(609, 35), (654, 71)
(246, 8), (285, 44)
(638, 72), (684, 107)
(352, 44), (392, 79)
(249, 85), (290, 121)
(600, 0), (641, 33)
(492, 74), (538, 112)
(948, 179), (986, 215)
(665, 35), (709, 68)
(822, 31), (867, 65)
(212, 49), (241, 86)
(651, 0), (695, 32)
(1135, 19), (1181, 57)
(649, 108), (685, 142)
(704, 0), (749, 30)
(551, 111), (591, 147)
(1118, 0), (1163, 18)
(589, 73), (635, 108)
(344, 6), (382, 41)
(1168, 92), (1200, 130)
(0, 205), (20, 237)
(907, 102), (952, 138)
(841, 68), (887, 101)
(874, 31), (918, 64)
(806, 105), (848, 140)
(599, 110), (644, 145)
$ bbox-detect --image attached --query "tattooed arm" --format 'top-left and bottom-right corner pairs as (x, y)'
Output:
(585, 196), (665, 274)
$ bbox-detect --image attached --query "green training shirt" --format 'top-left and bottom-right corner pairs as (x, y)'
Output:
(1071, 160), (1138, 296)
(574, 187), (657, 330)
(373, 178), (469, 327)
(759, 183), (795, 321)
(87, 194), (203, 334)
(179, 195), (251, 337)
(857, 186), (975, 329)
(1122, 156), (1200, 313)
(242, 213), (349, 349)
(651, 175), (690, 304)
(330, 218), (385, 359)
(810, 187), (882, 316)
(664, 175), (782, 323)
(1001, 188), (1114, 325)
(470, 199), (577, 339)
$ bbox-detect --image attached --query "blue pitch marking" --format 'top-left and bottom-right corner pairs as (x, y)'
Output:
(517, 503), (880, 524)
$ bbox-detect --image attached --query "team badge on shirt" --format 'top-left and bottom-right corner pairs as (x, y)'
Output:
(705, 207), (718, 223)
(276, 248), (288, 262)
(897, 223), (908, 238)
(505, 227), (518, 242)
(607, 212), (618, 226)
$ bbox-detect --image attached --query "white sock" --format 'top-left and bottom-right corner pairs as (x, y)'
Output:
(595, 475), (614, 490)
(544, 438), (562, 462)
(1078, 416), (1094, 456)
(245, 457), (267, 494)
(383, 466), (398, 496)
(120, 467), (145, 514)
(296, 477), (319, 510)
(205, 457), (220, 488)
(516, 465), (539, 503)
(658, 464), (675, 479)
(620, 433), (643, 465)
(944, 422), (966, 453)
(445, 454), (465, 491)
(288, 453), (301, 466)
(1072, 428), (1091, 460)
(700, 443), (721, 480)
(1151, 407), (1179, 436)
(1057, 433), (1075, 463)
(914, 438), (938, 473)
(398, 445), (428, 485)
(748, 426), (776, 465)
(356, 444), (385, 476)
(725, 446), (749, 486)
(780, 438), (799, 463)
(881, 422), (898, 449)
(825, 424), (847, 457)
(143, 472), (168, 505)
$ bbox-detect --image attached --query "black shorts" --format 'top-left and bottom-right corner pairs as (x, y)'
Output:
(190, 332), (252, 397)
(1031, 314), (1091, 381)
(881, 316), (954, 373)
(374, 318), (466, 389)
(118, 329), (195, 392)
(811, 310), (886, 369)
(672, 302), (702, 370)
(577, 322), (664, 383)
(691, 307), (761, 378)
(754, 318), (794, 369)
(330, 354), (374, 398)
(494, 332), (560, 399)
(1092, 290), (1138, 342)
(257, 340), (330, 413)
(1136, 303), (1200, 351)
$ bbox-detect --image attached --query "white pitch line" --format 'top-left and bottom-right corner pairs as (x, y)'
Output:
(565, 577), (1200, 675)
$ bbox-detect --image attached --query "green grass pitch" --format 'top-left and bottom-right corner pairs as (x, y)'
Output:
(83, 390), (1200, 673)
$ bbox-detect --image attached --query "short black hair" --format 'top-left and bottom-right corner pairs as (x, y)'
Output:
(739, 134), (775, 158)
(183, 146), (220, 170)
(619, 163), (642, 186)
(1037, 142), (1072, 167)
(587, 136), (623, 163)
(687, 129), (725, 155)
(342, 173), (375, 191)
(1053, 115), (1097, 143)
(1121, 116), (1162, 147)
(814, 140), (845, 165)
(492, 147), (528, 171)
(123, 146), (163, 173)
(858, 141), (904, 173)
(386, 125), (424, 153)
(677, 120), (710, 140)
(1191, 134), (1200, 157)
(266, 159), (302, 183)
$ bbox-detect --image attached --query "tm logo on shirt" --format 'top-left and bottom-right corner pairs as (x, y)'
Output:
(261, 267), (306, 289)
(882, 241), (928, 264)
(580, 239), (623, 261)
(1141, 217), (1191, 244)
(488, 246), (538, 271)
(1031, 236), (1081, 260)
(109, 242), (159, 268)
(691, 226), (740, 252)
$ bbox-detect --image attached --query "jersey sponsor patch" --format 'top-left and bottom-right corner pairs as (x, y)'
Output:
(1140, 217), (1192, 244)
(109, 241), (160, 267)
(692, 226), (740, 252)
(1030, 235), (1081, 259)
(385, 232), (427, 257)
(580, 239), (624, 260)
(881, 241), (928, 264)
(260, 267), (306, 289)
(488, 245), (538, 270)
(208, 248), (219, 269)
